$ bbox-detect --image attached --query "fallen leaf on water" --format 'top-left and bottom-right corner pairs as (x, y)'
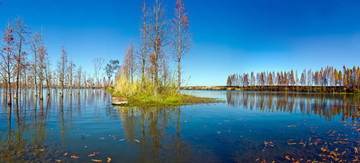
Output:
(330, 151), (336, 156)
(71, 156), (79, 159)
(88, 152), (96, 157)
(36, 149), (45, 152)
(134, 139), (140, 143)
(288, 125), (296, 127)
(287, 143), (296, 145)
(255, 158), (260, 161)
(64, 152), (68, 156)
(100, 137), (105, 140)
(119, 139), (125, 141)
(217, 131), (221, 134)
(92, 159), (102, 162)
(285, 155), (290, 160)
(55, 160), (61, 162)
(107, 157), (111, 163)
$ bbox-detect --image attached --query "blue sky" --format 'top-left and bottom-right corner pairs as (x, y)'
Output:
(1, 0), (360, 86)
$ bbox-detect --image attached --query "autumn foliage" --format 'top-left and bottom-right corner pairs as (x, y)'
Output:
(227, 66), (360, 90)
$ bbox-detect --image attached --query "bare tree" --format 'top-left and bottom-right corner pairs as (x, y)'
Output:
(30, 32), (41, 97)
(45, 57), (51, 96)
(147, 0), (169, 96)
(38, 40), (47, 100)
(77, 66), (82, 94)
(58, 45), (68, 96)
(172, 0), (192, 93)
(0, 22), (15, 105)
(68, 58), (75, 95)
(93, 57), (105, 88)
(122, 42), (136, 83)
(138, 1), (150, 86)
(14, 17), (29, 99)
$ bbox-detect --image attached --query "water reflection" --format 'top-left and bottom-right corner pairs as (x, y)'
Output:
(117, 106), (192, 162)
(0, 89), (111, 162)
(1, 89), (360, 162)
(227, 91), (360, 121)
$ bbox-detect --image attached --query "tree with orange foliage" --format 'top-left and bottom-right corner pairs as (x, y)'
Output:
(147, 0), (169, 96)
(343, 73), (348, 88)
(0, 22), (15, 105)
(268, 72), (273, 86)
(172, 0), (192, 93)
(334, 68), (339, 86)
(338, 71), (342, 86)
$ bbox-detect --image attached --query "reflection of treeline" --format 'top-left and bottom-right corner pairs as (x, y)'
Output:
(0, 89), (105, 162)
(227, 92), (360, 121)
(227, 66), (360, 92)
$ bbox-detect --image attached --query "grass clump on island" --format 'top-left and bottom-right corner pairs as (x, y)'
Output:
(109, 76), (221, 107)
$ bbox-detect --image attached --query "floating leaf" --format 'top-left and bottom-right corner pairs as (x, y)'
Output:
(100, 137), (105, 140)
(64, 152), (68, 156)
(119, 139), (125, 141)
(88, 152), (96, 157)
(71, 156), (79, 159)
(287, 143), (296, 145)
(92, 159), (102, 162)
(134, 139), (140, 143)
(285, 156), (290, 160)
(287, 125), (296, 127)
(55, 160), (61, 162)
(107, 157), (111, 163)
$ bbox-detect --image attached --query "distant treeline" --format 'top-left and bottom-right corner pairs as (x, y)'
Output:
(227, 66), (360, 91)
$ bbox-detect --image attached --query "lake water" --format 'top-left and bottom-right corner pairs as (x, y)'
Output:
(1, 89), (360, 162)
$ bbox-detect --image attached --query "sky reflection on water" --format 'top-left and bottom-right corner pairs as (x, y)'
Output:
(1, 89), (360, 162)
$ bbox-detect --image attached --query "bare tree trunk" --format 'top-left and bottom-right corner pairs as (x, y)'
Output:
(177, 57), (181, 93)
(7, 76), (11, 105)
(15, 31), (21, 100)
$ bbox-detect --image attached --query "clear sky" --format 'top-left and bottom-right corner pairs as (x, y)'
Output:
(1, 0), (360, 86)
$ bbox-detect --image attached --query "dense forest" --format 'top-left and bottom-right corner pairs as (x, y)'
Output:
(227, 66), (360, 92)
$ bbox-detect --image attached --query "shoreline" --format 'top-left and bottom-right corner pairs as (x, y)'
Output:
(181, 86), (360, 94)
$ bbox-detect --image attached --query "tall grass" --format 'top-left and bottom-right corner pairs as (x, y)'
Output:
(113, 73), (177, 98)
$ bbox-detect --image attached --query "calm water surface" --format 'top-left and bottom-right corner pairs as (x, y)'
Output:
(1, 89), (360, 162)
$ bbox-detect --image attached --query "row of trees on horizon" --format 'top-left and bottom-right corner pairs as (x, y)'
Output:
(227, 66), (360, 89)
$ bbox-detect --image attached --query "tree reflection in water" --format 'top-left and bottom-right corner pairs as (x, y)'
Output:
(117, 105), (193, 163)
(227, 92), (360, 121)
